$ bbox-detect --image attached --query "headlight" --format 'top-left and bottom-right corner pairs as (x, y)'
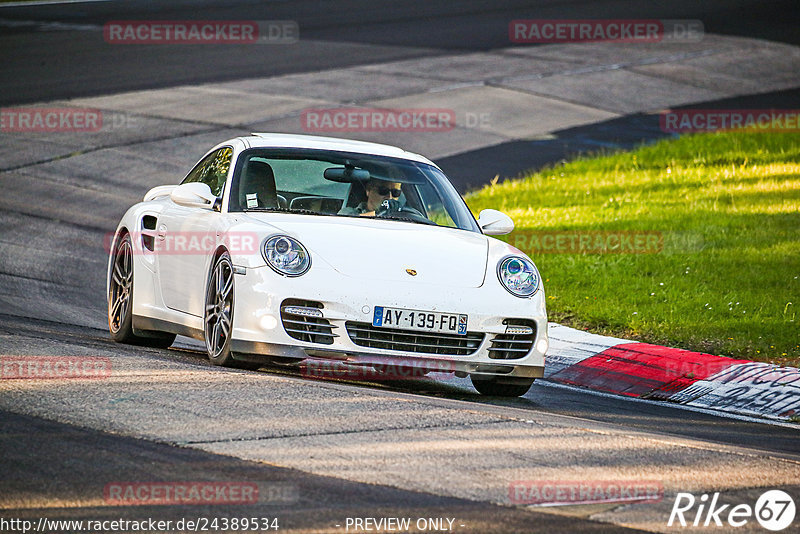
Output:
(497, 255), (540, 297)
(262, 235), (310, 276)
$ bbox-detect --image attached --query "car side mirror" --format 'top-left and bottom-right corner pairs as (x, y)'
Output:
(478, 209), (514, 235)
(170, 183), (218, 210)
(143, 185), (177, 202)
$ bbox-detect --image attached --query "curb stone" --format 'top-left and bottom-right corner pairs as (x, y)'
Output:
(546, 323), (800, 422)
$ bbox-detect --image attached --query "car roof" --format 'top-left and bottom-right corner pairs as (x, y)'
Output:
(242, 133), (438, 167)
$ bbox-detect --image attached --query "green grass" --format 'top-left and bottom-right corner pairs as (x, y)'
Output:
(466, 131), (800, 366)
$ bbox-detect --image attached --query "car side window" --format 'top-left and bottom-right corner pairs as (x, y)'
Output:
(182, 147), (233, 197)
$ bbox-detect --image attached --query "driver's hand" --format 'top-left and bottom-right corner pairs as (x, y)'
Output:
(376, 198), (401, 216)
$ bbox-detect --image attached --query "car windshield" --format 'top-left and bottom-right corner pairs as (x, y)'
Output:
(227, 148), (480, 232)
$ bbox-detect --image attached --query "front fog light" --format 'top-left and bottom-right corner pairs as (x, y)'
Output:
(260, 314), (278, 330)
(497, 256), (540, 297)
(262, 235), (310, 276)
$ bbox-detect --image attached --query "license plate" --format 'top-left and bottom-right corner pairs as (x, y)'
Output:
(372, 306), (467, 335)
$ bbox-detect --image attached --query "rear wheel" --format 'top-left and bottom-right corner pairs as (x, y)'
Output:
(204, 252), (261, 370)
(470, 375), (534, 397)
(108, 232), (176, 348)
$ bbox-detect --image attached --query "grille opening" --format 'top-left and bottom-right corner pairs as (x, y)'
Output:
(488, 319), (536, 360)
(472, 364), (515, 374)
(346, 322), (483, 356)
(280, 299), (335, 345)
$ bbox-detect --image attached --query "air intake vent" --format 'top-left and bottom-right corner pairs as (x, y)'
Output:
(345, 322), (483, 355)
(488, 319), (536, 360)
(280, 299), (335, 345)
(141, 215), (157, 251)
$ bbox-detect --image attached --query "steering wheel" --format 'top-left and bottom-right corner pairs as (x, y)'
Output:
(379, 204), (435, 224)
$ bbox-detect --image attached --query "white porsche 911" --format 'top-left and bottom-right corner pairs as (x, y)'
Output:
(107, 133), (548, 396)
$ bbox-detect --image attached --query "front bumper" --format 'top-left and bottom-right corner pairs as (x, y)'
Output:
(229, 263), (547, 379)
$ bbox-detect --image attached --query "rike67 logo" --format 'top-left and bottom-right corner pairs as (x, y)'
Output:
(668, 490), (796, 531)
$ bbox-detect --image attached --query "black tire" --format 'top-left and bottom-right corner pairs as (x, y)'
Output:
(204, 251), (260, 369)
(470, 375), (534, 397)
(108, 232), (176, 348)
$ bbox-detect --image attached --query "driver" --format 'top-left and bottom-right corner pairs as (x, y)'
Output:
(340, 178), (403, 217)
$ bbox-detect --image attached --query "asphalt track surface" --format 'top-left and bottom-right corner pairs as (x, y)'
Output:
(3, 411), (640, 534)
(1, 0), (799, 105)
(1, 1), (799, 533)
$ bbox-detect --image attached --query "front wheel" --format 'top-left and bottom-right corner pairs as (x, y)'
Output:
(204, 252), (260, 369)
(470, 375), (534, 397)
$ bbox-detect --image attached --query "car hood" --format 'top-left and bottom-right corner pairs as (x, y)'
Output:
(243, 213), (489, 287)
